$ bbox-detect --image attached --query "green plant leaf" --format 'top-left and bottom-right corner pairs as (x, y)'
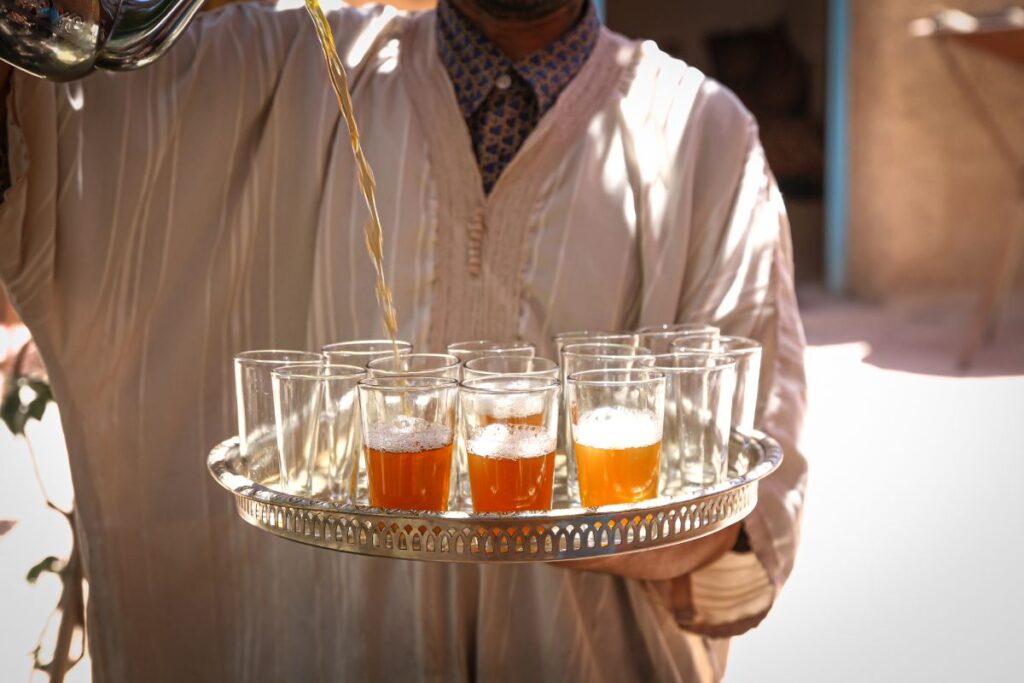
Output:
(1, 389), (26, 435)
(26, 556), (62, 584)
(24, 379), (52, 421)
(1, 376), (53, 436)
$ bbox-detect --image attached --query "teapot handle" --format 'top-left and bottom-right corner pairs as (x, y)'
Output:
(97, 0), (206, 71)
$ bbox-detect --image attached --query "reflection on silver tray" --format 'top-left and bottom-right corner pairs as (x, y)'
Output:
(207, 430), (782, 563)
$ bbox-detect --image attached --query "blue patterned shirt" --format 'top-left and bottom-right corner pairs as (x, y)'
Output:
(436, 0), (600, 193)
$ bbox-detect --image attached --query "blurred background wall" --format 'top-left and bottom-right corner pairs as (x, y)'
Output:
(847, 0), (1024, 298)
(608, 0), (1023, 301)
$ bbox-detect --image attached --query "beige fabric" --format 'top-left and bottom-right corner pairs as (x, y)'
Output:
(0, 2), (807, 681)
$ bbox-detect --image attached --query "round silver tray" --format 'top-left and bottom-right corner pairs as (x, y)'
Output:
(207, 431), (782, 563)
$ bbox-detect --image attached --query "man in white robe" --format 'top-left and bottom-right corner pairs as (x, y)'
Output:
(0, 0), (807, 680)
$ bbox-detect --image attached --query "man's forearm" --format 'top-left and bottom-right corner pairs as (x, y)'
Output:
(555, 523), (741, 582)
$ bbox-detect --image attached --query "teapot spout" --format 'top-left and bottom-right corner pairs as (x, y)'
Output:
(0, 0), (205, 81)
(0, 0), (109, 81)
(97, 0), (206, 70)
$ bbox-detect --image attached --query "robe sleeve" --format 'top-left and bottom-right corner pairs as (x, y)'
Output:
(0, 0), (399, 334)
(659, 118), (809, 637)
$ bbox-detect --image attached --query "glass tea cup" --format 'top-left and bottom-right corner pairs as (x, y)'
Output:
(559, 343), (654, 503)
(460, 376), (559, 513)
(234, 350), (322, 480)
(652, 352), (736, 492)
(552, 330), (640, 359)
(322, 339), (413, 367)
(447, 340), (535, 365)
(272, 363), (366, 499)
(639, 323), (720, 354)
(357, 376), (459, 511)
(366, 353), (461, 380)
(674, 336), (762, 432)
(565, 368), (666, 507)
(462, 355), (560, 381)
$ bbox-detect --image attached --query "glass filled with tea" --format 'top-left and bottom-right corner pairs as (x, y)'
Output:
(566, 368), (666, 507)
(460, 376), (559, 513)
(357, 376), (458, 511)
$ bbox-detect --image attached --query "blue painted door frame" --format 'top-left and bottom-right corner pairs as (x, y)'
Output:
(825, 0), (849, 292)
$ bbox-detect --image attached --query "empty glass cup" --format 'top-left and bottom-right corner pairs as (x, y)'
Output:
(674, 335), (762, 431)
(321, 340), (412, 499)
(714, 337), (762, 432)
(638, 322), (719, 334)
(322, 339), (413, 367)
(271, 363), (366, 499)
(639, 323), (720, 354)
(669, 331), (720, 352)
(652, 352), (737, 492)
(552, 330), (640, 359)
(446, 340), (535, 364)
(234, 350), (322, 481)
(561, 342), (656, 388)
(462, 355), (560, 381)
(366, 353), (461, 380)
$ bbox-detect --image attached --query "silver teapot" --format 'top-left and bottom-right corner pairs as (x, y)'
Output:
(0, 0), (206, 81)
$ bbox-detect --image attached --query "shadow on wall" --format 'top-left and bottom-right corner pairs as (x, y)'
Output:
(798, 286), (1024, 379)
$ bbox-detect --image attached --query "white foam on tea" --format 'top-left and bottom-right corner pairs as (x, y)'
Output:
(365, 415), (452, 453)
(573, 407), (661, 450)
(467, 423), (555, 460)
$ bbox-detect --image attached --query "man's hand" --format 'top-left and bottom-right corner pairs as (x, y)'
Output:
(552, 523), (741, 582)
